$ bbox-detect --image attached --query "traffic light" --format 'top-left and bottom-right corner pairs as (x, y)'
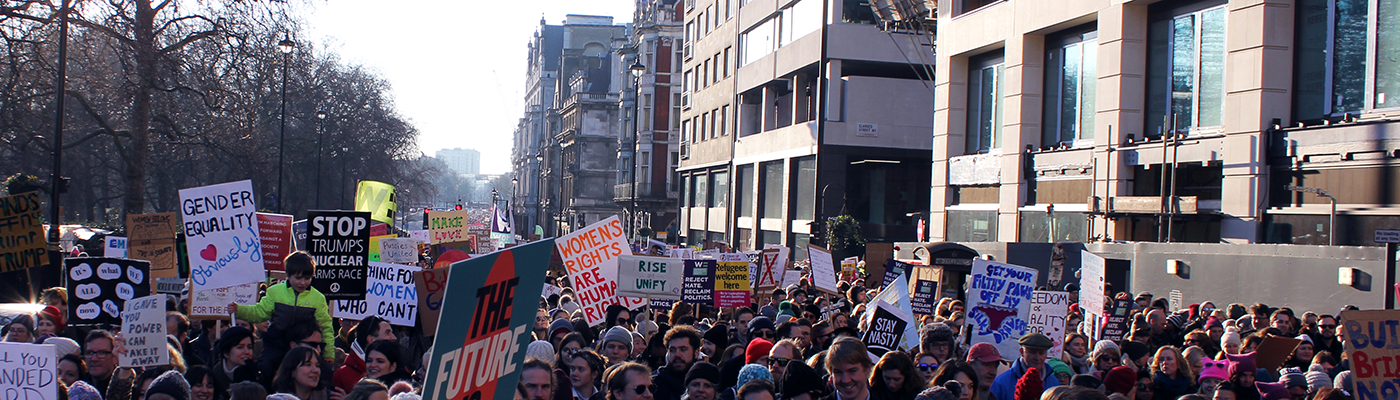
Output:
(455, 204), (462, 211)
(421, 208), (430, 229)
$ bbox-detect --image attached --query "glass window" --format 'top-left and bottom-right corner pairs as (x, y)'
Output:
(760, 230), (782, 248)
(737, 165), (755, 217)
(1043, 31), (1098, 145)
(640, 151), (651, 186)
(720, 105), (729, 136)
(761, 161), (785, 219)
(696, 173), (709, 208)
(1376, 0), (1400, 108)
(1145, 5), (1226, 137)
(713, 170), (729, 208)
(946, 210), (998, 242)
(741, 19), (776, 66)
(794, 157), (816, 220)
(792, 233), (811, 261)
(842, 0), (878, 24)
(1019, 211), (1089, 243)
(966, 56), (1004, 154)
(781, 0), (822, 47)
(683, 174), (693, 207)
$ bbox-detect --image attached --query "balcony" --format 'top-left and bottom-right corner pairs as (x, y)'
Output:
(614, 182), (680, 202)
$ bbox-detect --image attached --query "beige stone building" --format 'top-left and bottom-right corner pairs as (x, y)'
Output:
(931, 0), (1400, 246)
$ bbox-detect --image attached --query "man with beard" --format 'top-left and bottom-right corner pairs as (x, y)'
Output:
(823, 337), (876, 400)
(1310, 315), (1343, 356)
(653, 325), (701, 400)
(520, 359), (556, 400)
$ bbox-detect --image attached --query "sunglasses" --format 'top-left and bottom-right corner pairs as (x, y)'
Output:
(631, 384), (659, 395)
(917, 363), (938, 371)
(769, 357), (792, 366)
(617, 317), (632, 325)
(564, 348), (581, 356)
(754, 330), (773, 339)
(1320, 324), (1337, 330)
(1137, 383), (1152, 390)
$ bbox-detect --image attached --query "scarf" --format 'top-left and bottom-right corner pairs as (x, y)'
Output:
(352, 340), (367, 363)
(1155, 371), (1192, 396)
(1069, 353), (1092, 374)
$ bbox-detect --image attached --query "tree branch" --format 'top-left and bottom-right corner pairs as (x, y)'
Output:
(160, 29), (219, 55)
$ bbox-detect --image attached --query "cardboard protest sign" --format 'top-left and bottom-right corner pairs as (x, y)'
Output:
(1255, 335), (1302, 371)
(428, 209), (469, 244)
(616, 255), (684, 299)
(1079, 250), (1106, 340)
(368, 234), (395, 262)
(66, 257), (151, 326)
(882, 259), (912, 289)
(1342, 310), (1400, 400)
(104, 236), (128, 258)
(682, 260), (716, 304)
(1101, 299), (1132, 342)
(867, 272), (920, 351)
(155, 277), (185, 294)
(807, 245), (839, 294)
(967, 259), (1038, 361)
(354, 181), (397, 226)
(554, 216), (645, 325)
(120, 294), (168, 367)
(334, 262), (421, 326)
(408, 230), (430, 244)
(862, 300), (911, 357)
(190, 281), (258, 318)
(179, 180), (263, 292)
(0, 192), (49, 272)
(746, 251), (761, 289)
(911, 279), (938, 315)
(755, 247), (788, 289)
(1028, 290), (1070, 358)
(257, 213), (293, 271)
(840, 256), (859, 281)
(307, 211), (371, 300)
(414, 265), (451, 334)
(380, 238), (419, 264)
(0, 342), (58, 400)
(714, 253), (752, 308)
(421, 240), (552, 400)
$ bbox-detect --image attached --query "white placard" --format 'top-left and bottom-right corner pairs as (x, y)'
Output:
(807, 245), (839, 294)
(554, 216), (645, 325)
(120, 294), (168, 367)
(190, 281), (259, 318)
(333, 262), (421, 326)
(967, 259), (1038, 361)
(379, 238), (419, 264)
(0, 342), (58, 400)
(1028, 290), (1070, 359)
(616, 255), (685, 299)
(104, 236), (128, 258)
(179, 180), (264, 292)
(1079, 250), (1106, 340)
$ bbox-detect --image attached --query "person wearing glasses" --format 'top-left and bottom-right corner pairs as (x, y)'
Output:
(4, 314), (34, 343)
(606, 305), (633, 331)
(83, 329), (122, 393)
(767, 339), (800, 381)
(1310, 315), (1343, 357)
(606, 362), (655, 400)
(914, 352), (939, 383)
(748, 317), (776, 343)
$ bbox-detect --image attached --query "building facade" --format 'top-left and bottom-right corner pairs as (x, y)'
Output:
(436, 148), (481, 176)
(511, 20), (562, 237)
(675, 0), (936, 259)
(930, 0), (1400, 246)
(615, 0), (686, 243)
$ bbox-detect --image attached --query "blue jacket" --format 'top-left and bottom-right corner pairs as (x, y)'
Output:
(989, 358), (1061, 400)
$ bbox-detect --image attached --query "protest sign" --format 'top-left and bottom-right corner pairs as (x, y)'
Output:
(307, 210), (371, 300)
(755, 247), (788, 289)
(155, 277), (185, 294)
(714, 253), (752, 308)
(865, 271), (921, 351)
(542, 283), (563, 299)
(1028, 290), (1070, 358)
(408, 230), (430, 244)
(1079, 251), (1106, 340)
(179, 180), (263, 292)
(0, 342), (57, 400)
(841, 256), (859, 281)
(554, 216), (644, 325)
(882, 259), (913, 289)
(190, 281), (258, 318)
(380, 238), (419, 264)
(1341, 310), (1400, 400)
(120, 294), (168, 368)
(104, 236), (128, 258)
(911, 279), (938, 315)
(66, 257), (151, 326)
(807, 245), (839, 294)
(780, 268), (801, 289)
(293, 220), (308, 251)
(1101, 299), (1132, 342)
(415, 266), (451, 334)
(682, 260), (716, 304)
(334, 262), (421, 326)
(670, 247), (694, 259)
(371, 223), (390, 237)
(355, 181), (397, 226)
(368, 234), (395, 262)
(126, 212), (179, 279)
(257, 213), (293, 271)
(967, 259), (1038, 360)
(616, 255), (684, 299)
(746, 251), (761, 289)
(428, 209), (469, 244)
(0, 192), (49, 272)
(1256, 335), (1302, 371)
(862, 300), (911, 357)
(422, 240), (553, 400)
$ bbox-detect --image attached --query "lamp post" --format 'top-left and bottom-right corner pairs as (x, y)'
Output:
(511, 177), (519, 235)
(47, 0), (71, 286)
(275, 36), (295, 213)
(629, 60), (645, 244)
(536, 152), (545, 238)
(315, 110), (327, 209)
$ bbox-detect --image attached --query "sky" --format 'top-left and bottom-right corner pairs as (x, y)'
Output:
(302, 0), (636, 175)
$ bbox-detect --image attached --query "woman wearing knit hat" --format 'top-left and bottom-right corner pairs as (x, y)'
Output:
(736, 363), (774, 392)
(144, 369), (193, 400)
(1285, 335), (1314, 370)
(1226, 352), (1261, 400)
(36, 306), (63, 337)
(1220, 329), (1242, 356)
(1091, 341), (1123, 378)
(686, 361), (721, 400)
(1196, 359), (1232, 394)
(1103, 368), (1135, 400)
(3, 314), (33, 343)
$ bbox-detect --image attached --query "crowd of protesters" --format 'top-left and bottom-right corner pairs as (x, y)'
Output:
(1, 251), (1361, 400)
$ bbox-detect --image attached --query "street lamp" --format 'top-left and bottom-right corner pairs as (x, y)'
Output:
(629, 60), (645, 243)
(536, 152), (545, 237)
(275, 36), (296, 213)
(315, 110), (327, 209)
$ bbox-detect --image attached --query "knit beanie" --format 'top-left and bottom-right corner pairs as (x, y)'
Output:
(6, 314), (33, 335)
(1071, 374), (1102, 389)
(1222, 331), (1242, 349)
(560, 300), (581, 316)
(43, 336), (80, 357)
(1306, 371), (1332, 393)
(915, 386), (958, 400)
(547, 318), (574, 339)
(1091, 340), (1120, 359)
(146, 370), (192, 400)
(746, 338), (774, 364)
(39, 306), (65, 333)
(67, 380), (103, 400)
(1295, 334), (1313, 345)
(1104, 366), (1136, 395)
(687, 361), (722, 387)
(748, 316), (775, 335)
(526, 340), (556, 364)
(737, 363), (774, 389)
(704, 322), (730, 350)
(1198, 359), (1232, 383)
(217, 327), (255, 359)
(1015, 367), (1045, 400)
(1280, 368), (1307, 389)
(1205, 317), (1224, 331)
(1257, 381), (1290, 400)
(1227, 352), (1258, 378)
(781, 358), (826, 398)
(1335, 370), (1354, 395)
(601, 326), (634, 354)
(1046, 358), (1073, 378)
(1121, 341), (1151, 362)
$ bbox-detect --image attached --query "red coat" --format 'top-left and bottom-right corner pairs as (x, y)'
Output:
(333, 351), (366, 393)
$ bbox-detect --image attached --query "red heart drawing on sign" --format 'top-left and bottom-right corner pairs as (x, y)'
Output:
(200, 244), (217, 261)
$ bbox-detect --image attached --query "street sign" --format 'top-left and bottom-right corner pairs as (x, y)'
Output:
(1285, 185), (1329, 196)
(1377, 229), (1400, 244)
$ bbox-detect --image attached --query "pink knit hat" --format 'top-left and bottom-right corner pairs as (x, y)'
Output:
(1199, 358), (1232, 383)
